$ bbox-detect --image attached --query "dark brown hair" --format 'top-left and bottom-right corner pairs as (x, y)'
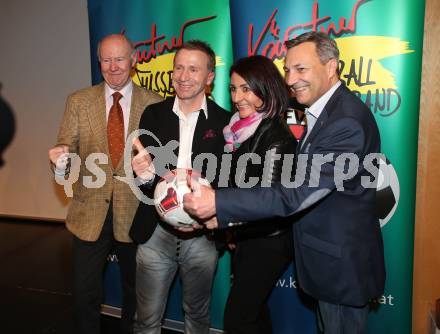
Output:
(285, 31), (339, 65)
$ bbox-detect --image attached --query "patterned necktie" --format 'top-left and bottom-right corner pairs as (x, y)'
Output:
(107, 92), (124, 168)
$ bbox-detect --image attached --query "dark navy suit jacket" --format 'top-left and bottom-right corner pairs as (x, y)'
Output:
(216, 84), (386, 306)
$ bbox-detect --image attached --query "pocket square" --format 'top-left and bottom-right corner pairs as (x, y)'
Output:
(202, 129), (217, 140)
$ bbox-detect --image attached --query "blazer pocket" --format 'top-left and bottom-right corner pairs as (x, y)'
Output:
(301, 232), (342, 258)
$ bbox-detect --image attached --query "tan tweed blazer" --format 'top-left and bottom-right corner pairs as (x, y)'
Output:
(56, 82), (162, 242)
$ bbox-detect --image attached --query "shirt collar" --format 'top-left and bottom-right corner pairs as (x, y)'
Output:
(105, 81), (133, 101)
(307, 80), (341, 119)
(172, 95), (208, 120)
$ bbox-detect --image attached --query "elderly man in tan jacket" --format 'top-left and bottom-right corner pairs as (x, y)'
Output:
(48, 34), (162, 334)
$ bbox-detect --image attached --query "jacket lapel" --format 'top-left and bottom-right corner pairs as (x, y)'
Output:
(162, 98), (181, 167)
(299, 84), (345, 153)
(127, 85), (143, 141)
(192, 110), (207, 156)
(300, 112), (328, 153)
(88, 83), (110, 160)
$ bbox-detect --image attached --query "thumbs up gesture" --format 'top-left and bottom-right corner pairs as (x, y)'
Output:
(132, 138), (155, 181)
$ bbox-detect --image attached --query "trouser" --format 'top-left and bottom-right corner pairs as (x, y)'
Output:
(224, 229), (293, 334)
(317, 301), (369, 334)
(72, 209), (137, 334)
(134, 224), (218, 334)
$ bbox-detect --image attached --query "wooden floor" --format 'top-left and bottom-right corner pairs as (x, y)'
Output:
(0, 218), (177, 334)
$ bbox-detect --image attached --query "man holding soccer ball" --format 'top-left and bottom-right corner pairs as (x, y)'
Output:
(130, 40), (230, 334)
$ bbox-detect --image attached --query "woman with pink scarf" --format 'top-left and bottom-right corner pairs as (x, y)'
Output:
(223, 55), (297, 334)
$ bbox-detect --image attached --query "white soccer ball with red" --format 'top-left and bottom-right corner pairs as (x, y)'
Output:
(154, 168), (210, 227)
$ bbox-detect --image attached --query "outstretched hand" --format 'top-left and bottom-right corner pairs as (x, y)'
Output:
(183, 176), (217, 221)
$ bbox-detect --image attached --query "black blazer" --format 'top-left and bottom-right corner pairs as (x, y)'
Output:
(130, 97), (230, 244)
(215, 84), (386, 306)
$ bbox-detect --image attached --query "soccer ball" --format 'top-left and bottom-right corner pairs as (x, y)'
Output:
(154, 168), (210, 227)
(376, 157), (400, 228)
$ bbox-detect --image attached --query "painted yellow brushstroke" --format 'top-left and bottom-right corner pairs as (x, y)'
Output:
(274, 58), (284, 74)
(336, 36), (413, 93)
(215, 56), (225, 67)
(135, 53), (175, 75)
(132, 53), (224, 97)
(131, 53), (173, 97)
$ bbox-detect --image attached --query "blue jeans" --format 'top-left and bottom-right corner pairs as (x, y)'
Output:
(317, 301), (369, 334)
(133, 224), (218, 334)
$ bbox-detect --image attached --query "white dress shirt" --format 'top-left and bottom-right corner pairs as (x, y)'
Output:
(172, 96), (208, 169)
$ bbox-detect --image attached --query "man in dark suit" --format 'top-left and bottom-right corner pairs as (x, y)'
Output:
(130, 40), (230, 334)
(184, 32), (385, 333)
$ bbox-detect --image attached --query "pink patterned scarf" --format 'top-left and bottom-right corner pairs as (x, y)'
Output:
(223, 112), (264, 152)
